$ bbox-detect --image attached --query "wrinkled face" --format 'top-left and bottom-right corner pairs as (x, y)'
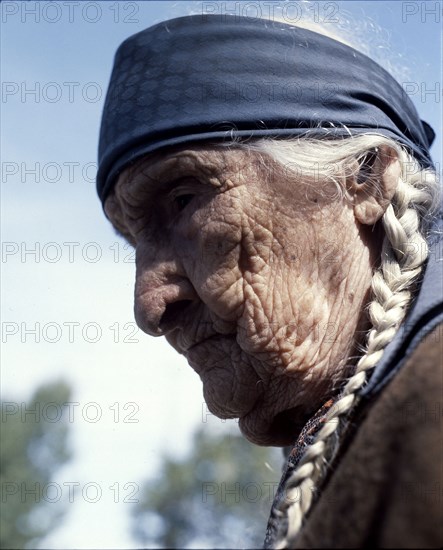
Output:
(105, 144), (376, 445)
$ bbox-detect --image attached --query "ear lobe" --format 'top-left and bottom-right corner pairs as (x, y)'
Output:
(350, 145), (400, 225)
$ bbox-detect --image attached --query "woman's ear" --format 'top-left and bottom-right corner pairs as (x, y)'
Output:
(348, 145), (401, 225)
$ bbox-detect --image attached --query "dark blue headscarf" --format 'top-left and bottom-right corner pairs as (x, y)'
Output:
(97, 14), (435, 204)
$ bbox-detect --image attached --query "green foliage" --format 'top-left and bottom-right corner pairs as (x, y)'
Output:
(1, 380), (72, 549)
(132, 424), (283, 548)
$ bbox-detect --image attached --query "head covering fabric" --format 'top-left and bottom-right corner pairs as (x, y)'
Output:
(97, 14), (435, 204)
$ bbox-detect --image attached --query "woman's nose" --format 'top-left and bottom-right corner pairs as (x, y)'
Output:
(134, 250), (198, 336)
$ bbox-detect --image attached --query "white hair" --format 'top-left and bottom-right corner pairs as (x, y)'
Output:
(229, 133), (439, 547)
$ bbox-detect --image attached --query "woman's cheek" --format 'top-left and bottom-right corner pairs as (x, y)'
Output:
(174, 192), (248, 320)
(184, 226), (245, 321)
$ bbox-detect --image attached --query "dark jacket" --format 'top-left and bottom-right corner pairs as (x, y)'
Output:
(265, 211), (443, 548)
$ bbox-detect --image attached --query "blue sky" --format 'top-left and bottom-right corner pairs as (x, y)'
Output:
(1, 1), (441, 547)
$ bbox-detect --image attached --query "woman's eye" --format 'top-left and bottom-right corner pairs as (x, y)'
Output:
(174, 193), (195, 212)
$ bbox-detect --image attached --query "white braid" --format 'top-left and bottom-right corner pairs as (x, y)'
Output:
(232, 134), (440, 548)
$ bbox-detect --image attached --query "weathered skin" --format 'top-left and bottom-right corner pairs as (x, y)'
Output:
(104, 144), (399, 445)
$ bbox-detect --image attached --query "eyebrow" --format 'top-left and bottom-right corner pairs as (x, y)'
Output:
(118, 150), (196, 187)
(115, 149), (225, 210)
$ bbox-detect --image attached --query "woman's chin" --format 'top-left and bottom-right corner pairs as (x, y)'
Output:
(239, 406), (310, 447)
(187, 338), (314, 445)
(202, 378), (261, 418)
(188, 340), (264, 418)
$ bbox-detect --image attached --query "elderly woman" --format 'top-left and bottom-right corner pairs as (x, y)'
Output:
(96, 14), (441, 549)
